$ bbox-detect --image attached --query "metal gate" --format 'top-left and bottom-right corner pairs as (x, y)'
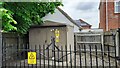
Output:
(2, 34), (120, 68)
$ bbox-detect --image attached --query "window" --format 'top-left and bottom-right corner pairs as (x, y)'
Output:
(114, 1), (120, 13)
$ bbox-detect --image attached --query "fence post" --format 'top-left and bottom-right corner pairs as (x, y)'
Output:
(115, 31), (119, 57)
(0, 32), (2, 68)
(117, 28), (120, 66)
(0, 4), (2, 67)
(101, 32), (104, 56)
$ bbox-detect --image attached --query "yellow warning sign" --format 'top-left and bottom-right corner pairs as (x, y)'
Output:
(55, 29), (60, 42)
(28, 52), (36, 64)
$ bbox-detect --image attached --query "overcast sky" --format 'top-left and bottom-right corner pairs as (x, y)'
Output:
(59, 0), (100, 28)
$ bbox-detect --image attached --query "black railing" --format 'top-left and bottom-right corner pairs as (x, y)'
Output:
(1, 37), (120, 68)
(2, 43), (120, 68)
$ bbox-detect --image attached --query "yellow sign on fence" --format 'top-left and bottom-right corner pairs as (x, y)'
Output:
(28, 52), (36, 64)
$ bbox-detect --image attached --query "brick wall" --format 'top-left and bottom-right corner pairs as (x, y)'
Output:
(99, 2), (106, 31)
(107, 2), (120, 30)
(99, 1), (120, 31)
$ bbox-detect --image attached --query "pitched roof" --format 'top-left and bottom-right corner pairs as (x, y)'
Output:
(74, 19), (91, 27)
(57, 7), (82, 28)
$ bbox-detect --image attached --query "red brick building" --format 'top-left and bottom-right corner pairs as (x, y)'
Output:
(99, 0), (120, 31)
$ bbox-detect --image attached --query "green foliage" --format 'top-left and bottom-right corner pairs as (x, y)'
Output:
(1, 8), (17, 32)
(3, 2), (63, 34)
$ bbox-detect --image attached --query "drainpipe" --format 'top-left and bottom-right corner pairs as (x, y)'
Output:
(106, 0), (108, 31)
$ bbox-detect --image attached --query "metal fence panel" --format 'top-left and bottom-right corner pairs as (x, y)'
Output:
(2, 39), (120, 68)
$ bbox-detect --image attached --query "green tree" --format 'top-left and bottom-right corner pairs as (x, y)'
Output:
(2, 2), (63, 34)
(1, 7), (17, 32)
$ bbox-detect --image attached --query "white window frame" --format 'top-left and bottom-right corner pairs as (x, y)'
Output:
(114, 1), (120, 13)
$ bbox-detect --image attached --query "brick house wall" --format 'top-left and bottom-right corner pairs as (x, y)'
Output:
(99, 1), (120, 31)
(99, 2), (106, 31)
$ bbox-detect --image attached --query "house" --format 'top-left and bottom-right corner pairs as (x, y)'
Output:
(99, 0), (120, 31)
(42, 7), (82, 32)
(74, 19), (92, 30)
